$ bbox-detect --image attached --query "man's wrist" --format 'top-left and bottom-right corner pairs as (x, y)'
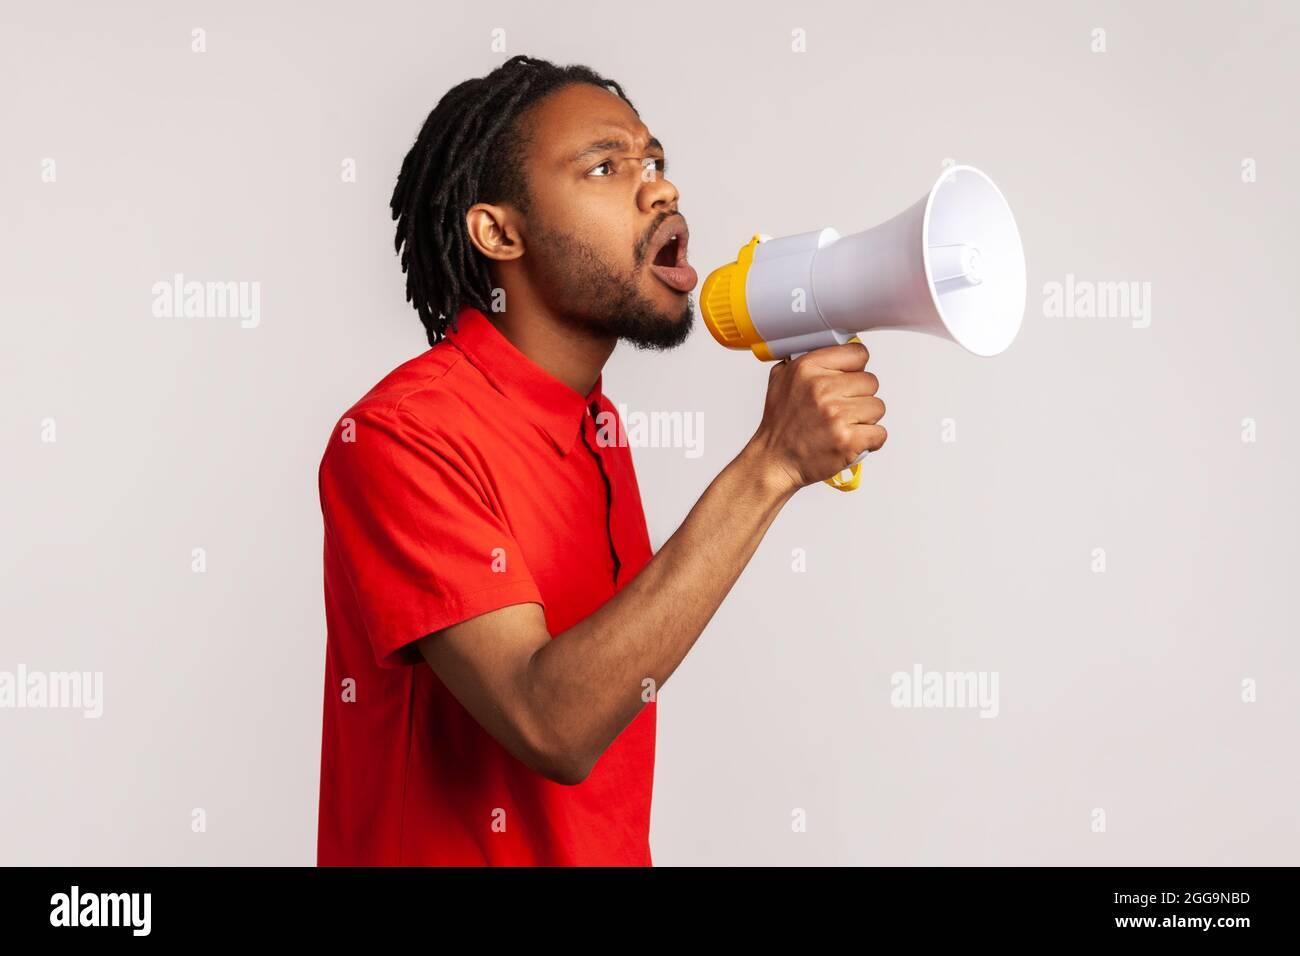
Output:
(732, 439), (801, 505)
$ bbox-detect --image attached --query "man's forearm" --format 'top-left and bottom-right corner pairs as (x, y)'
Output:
(526, 440), (798, 778)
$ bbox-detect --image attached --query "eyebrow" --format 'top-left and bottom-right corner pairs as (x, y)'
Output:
(569, 135), (665, 165)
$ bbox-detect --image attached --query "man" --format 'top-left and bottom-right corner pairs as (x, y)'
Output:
(316, 55), (886, 866)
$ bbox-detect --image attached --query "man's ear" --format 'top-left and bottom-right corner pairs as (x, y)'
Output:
(465, 203), (524, 262)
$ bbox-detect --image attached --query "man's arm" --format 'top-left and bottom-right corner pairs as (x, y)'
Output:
(417, 342), (886, 784)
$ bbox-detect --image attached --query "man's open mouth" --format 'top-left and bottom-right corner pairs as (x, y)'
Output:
(653, 234), (681, 267)
(647, 216), (698, 293)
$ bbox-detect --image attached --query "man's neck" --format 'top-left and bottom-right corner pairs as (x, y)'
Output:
(485, 305), (615, 398)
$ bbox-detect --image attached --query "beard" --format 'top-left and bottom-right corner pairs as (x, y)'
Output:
(530, 219), (695, 351)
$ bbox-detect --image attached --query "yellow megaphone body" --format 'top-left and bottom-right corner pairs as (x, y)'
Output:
(700, 165), (1026, 491)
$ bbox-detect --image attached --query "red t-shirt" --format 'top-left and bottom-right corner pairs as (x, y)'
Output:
(316, 305), (657, 865)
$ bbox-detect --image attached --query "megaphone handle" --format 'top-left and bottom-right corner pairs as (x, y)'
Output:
(786, 336), (870, 493)
(825, 462), (863, 491)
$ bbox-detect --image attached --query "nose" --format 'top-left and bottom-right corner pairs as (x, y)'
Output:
(638, 165), (679, 214)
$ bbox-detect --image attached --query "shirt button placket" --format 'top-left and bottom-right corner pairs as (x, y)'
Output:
(580, 402), (622, 587)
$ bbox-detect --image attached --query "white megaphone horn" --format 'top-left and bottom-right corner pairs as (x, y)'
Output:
(700, 164), (1026, 491)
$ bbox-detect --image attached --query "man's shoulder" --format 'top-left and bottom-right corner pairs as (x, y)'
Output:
(347, 344), (466, 423)
(318, 343), (492, 473)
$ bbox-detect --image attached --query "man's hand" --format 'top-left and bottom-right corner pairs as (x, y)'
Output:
(744, 341), (887, 492)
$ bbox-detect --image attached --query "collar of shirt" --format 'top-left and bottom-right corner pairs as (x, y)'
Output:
(443, 305), (604, 457)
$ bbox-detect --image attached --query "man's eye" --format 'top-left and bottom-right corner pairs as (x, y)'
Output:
(588, 157), (667, 177)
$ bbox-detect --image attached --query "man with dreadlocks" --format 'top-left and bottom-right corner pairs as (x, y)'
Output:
(316, 55), (886, 865)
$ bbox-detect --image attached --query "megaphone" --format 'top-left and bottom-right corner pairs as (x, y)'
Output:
(700, 164), (1026, 491)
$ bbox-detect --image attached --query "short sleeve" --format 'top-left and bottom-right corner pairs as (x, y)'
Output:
(319, 407), (544, 669)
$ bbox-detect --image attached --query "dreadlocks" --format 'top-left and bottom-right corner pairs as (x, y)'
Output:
(390, 55), (638, 346)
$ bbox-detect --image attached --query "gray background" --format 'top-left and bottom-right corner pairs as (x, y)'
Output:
(2, 0), (1296, 865)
